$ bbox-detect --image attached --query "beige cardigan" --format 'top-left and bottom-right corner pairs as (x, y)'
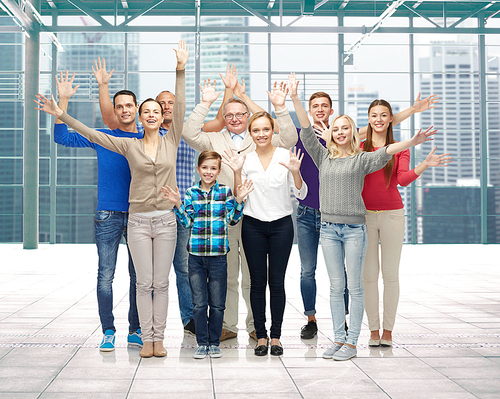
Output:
(182, 105), (298, 189)
(59, 70), (186, 213)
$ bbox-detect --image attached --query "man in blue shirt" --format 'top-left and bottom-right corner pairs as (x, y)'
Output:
(54, 70), (143, 351)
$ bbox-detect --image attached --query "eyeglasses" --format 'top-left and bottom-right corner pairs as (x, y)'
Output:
(223, 112), (248, 120)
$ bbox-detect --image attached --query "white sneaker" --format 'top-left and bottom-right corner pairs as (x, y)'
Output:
(322, 343), (342, 359)
(332, 345), (357, 361)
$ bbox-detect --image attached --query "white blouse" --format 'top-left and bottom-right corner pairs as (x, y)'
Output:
(242, 147), (308, 222)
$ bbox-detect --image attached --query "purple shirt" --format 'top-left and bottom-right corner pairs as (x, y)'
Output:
(296, 127), (323, 210)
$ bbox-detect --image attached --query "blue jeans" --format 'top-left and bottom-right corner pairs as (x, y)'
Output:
(95, 210), (140, 334)
(296, 204), (349, 316)
(320, 222), (367, 346)
(188, 254), (228, 347)
(173, 219), (194, 326)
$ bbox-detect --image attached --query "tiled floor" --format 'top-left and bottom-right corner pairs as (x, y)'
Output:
(1, 243), (499, 399)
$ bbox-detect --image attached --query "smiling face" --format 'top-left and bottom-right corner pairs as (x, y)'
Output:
(156, 91), (175, 124)
(248, 115), (273, 149)
(196, 158), (221, 189)
(369, 104), (393, 135)
(331, 116), (353, 149)
(308, 96), (334, 126)
(224, 102), (249, 135)
(114, 94), (138, 127)
(138, 100), (163, 131)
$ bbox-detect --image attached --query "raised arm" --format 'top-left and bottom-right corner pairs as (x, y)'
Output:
(182, 79), (223, 152)
(358, 92), (439, 139)
(92, 57), (118, 129)
(55, 70), (80, 124)
(202, 63), (238, 132)
(35, 93), (130, 155)
(170, 40), (188, 146)
(386, 126), (437, 155)
(268, 81), (297, 148)
(289, 73), (310, 128)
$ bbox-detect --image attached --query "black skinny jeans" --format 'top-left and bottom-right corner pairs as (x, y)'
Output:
(241, 215), (294, 340)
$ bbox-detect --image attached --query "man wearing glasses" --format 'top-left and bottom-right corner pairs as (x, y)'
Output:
(183, 82), (297, 343)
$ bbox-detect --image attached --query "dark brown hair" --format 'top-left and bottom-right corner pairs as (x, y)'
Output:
(138, 98), (164, 115)
(309, 92), (332, 109)
(198, 150), (222, 169)
(363, 99), (395, 187)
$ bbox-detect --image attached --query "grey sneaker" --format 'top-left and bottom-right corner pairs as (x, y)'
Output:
(332, 345), (357, 361)
(193, 345), (208, 359)
(208, 345), (222, 358)
(322, 343), (343, 359)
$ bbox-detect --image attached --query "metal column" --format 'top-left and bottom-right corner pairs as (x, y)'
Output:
(478, 14), (488, 244)
(409, 16), (417, 244)
(337, 12), (345, 115)
(23, 0), (41, 249)
(50, 13), (58, 244)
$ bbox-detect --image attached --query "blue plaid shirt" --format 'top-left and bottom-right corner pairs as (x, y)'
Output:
(138, 125), (195, 201)
(175, 181), (244, 256)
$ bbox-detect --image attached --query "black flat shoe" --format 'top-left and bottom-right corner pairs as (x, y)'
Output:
(270, 344), (283, 356)
(254, 344), (268, 356)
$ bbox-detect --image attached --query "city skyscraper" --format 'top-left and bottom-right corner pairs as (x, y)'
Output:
(418, 42), (500, 243)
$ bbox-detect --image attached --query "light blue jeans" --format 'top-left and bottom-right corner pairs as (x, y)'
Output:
(320, 222), (367, 346)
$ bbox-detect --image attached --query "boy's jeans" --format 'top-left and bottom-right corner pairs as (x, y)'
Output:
(189, 254), (228, 346)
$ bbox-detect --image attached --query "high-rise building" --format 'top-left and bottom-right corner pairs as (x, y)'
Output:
(418, 42), (500, 243)
(44, 29), (140, 243)
(182, 16), (250, 120)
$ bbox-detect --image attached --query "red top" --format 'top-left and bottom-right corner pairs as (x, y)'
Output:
(361, 143), (419, 210)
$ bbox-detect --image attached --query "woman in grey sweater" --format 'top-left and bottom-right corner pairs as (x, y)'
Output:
(289, 73), (436, 361)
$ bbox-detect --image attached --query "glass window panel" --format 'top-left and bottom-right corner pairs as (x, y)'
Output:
(0, 128), (23, 157)
(40, 158), (50, 185)
(0, 215), (22, 242)
(417, 187), (481, 216)
(39, 215), (50, 243)
(487, 216), (500, 244)
(271, 43), (337, 72)
(0, 186), (23, 214)
(39, 186), (50, 215)
(57, 159), (97, 186)
(57, 44), (125, 72)
(0, 159), (22, 184)
(56, 215), (95, 243)
(0, 45), (23, 71)
(56, 187), (97, 215)
(419, 215), (481, 244)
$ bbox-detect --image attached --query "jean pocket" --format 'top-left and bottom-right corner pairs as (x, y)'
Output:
(95, 210), (111, 222)
(347, 223), (364, 229)
(296, 205), (306, 218)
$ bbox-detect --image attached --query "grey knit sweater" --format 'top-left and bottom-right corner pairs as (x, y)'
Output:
(300, 124), (392, 224)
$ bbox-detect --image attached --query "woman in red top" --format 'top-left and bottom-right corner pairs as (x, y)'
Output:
(361, 99), (452, 347)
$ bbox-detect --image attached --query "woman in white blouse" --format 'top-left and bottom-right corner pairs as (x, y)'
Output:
(227, 96), (307, 356)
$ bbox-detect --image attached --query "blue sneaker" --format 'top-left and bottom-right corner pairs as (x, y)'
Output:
(193, 345), (208, 359)
(128, 328), (143, 346)
(208, 345), (222, 358)
(100, 330), (115, 352)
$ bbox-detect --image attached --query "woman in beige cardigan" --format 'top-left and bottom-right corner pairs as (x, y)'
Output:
(35, 41), (188, 359)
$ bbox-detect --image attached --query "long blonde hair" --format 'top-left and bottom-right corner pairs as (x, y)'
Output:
(326, 114), (361, 159)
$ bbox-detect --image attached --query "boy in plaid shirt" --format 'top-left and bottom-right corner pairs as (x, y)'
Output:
(162, 151), (253, 359)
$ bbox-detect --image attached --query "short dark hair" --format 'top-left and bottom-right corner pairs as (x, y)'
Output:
(198, 150), (222, 169)
(113, 90), (137, 106)
(138, 98), (164, 115)
(308, 92), (332, 109)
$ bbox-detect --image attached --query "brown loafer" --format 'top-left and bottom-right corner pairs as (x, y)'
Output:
(140, 341), (154, 358)
(220, 328), (237, 341)
(249, 330), (258, 341)
(153, 341), (167, 357)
